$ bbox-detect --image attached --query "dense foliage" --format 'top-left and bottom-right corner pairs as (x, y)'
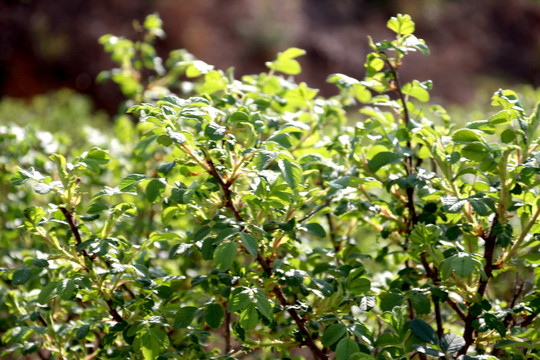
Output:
(1, 14), (539, 360)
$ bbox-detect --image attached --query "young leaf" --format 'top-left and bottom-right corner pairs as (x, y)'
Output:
(387, 14), (415, 36)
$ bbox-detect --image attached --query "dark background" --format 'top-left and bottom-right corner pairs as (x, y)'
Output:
(1, 0), (540, 115)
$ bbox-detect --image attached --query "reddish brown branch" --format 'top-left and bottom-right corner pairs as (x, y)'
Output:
(59, 207), (95, 265)
(205, 154), (327, 360)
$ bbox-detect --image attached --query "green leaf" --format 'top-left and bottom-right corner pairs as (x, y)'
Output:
(409, 318), (438, 345)
(266, 48), (306, 75)
(312, 278), (334, 297)
(214, 241), (238, 271)
(38, 281), (57, 305)
(500, 129), (515, 144)
(138, 328), (169, 360)
(32, 259), (49, 268)
(413, 345), (444, 357)
(278, 159), (302, 190)
(387, 14), (415, 36)
(174, 306), (198, 328)
(410, 293), (431, 315)
(239, 303), (258, 330)
(379, 292), (404, 312)
(146, 178), (167, 203)
(347, 268), (371, 295)
(368, 152), (402, 173)
(12, 267), (31, 285)
(304, 223), (327, 238)
(440, 333), (465, 354)
(166, 128), (187, 144)
(81, 147), (110, 172)
(205, 303), (224, 329)
(58, 278), (76, 300)
(11, 167), (46, 185)
(75, 325), (90, 340)
(461, 143), (490, 161)
(451, 253), (476, 278)
(119, 174), (147, 191)
(484, 313), (506, 337)
(240, 232), (258, 258)
(321, 323), (347, 347)
(205, 122), (227, 140)
(451, 129), (484, 144)
(254, 151), (279, 170)
(229, 111), (250, 122)
(254, 291), (273, 320)
(335, 338), (360, 360)
(228, 290), (251, 312)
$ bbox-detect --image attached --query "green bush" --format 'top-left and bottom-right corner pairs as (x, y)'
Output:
(2, 13), (539, 360)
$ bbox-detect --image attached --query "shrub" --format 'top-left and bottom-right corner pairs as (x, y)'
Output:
(2, 13), (539, 360)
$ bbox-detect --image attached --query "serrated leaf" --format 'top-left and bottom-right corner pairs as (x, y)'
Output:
(451, 253), (476, 278)
(239, 303), (258, 330)
(33, 183), (52, 194)
(174, 306), (198, 328)
(38, 281), (57, 305)
(484, 313), (506, 337)
(304, 223), (327, 238)
(335, 338), (360, 360)
(166, 128), (186, 144)
(119, 174), (147, 191)
(368, 152), (402, 173)
(409, 318), (438, 345)
(214, 242), (238, 271)
(440, 333), (465, 354)
(254, 291), (273, 320)
(32, 259), (49, 268)
(139, 328), (169, 360)
(146, 178), (167, 203)
(58, 278), (76, 300)
(278, 158), (302, 190)
(12, 267), (31, 285)
(205, 303), (224, 329)
(76, 325), (90, 340)
(228, 291), (251, 312)
(410, 293), (431, 315)
(413, 344), (444, 357)
(254, 151), (279, 171)
(205, 122), (227, 140)
(322, 323), (347, 347)
(379, 292), (404, 312)
(312, 278), (334, 297)
(452, 129), (484, 144)
(229, 111), (250, 122)
(240, 232), (258, 258)
(387, 14), (415, 35)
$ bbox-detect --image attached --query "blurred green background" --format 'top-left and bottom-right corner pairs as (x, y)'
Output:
(1, 0), (539, 117)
